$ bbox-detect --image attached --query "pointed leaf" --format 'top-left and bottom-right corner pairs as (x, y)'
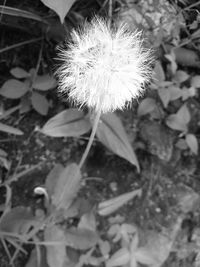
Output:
(185, 133), (198, 155)
(153, 61), (165, 83)
(97, 113), (140, 171)
(168, 86), (182, 101)
(33, 74), (56, 91)
(158, 88), (170, 108)
(98, 189), (142, 216)
(137, 98), (157, 117)
(31, 91), (49, 115)
(166, 114), (187, 132)
(65, 228), (99, 250)
(176, 104), (191, 124)
(0, 122), (23, 135)
(52, 163), (81, 210)
(40, 0), (76, 24)
(41, 108), (91, 137)
(173, 70), (189, 83)
(106, 248), (130, 267)
(10, 67), (29, 79)
(0, 79), (29, 99)
(166, 104), (190, 132)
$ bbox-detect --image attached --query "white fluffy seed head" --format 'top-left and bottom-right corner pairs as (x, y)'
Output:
(56, 17), (153, 113)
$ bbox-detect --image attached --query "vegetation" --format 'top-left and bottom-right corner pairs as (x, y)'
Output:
(0, 0), (200, 267)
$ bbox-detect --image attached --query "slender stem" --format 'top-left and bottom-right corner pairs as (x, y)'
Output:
(78, 107), (102, 169)
(0, 37), (42, 54)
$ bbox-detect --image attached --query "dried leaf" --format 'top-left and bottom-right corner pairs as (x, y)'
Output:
(97, 113), (140, 171)
(41, 109), (91, 137)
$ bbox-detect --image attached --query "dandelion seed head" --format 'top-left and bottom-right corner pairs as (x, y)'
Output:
(57, 17), (153, 113)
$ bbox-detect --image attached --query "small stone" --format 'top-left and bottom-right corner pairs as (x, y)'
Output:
(110, 182), (118, 192)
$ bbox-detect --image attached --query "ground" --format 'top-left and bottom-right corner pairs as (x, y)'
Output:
(1, 1), (200, 267)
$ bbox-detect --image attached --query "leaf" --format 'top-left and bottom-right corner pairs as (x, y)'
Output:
(25, 247), (48, 267)
(10, 67), (29, 79)
(153, 61), (165, 83)
(0, 5), (44, 22)
(52, 163), (81, 210)
(33, 74), (57, 91)
(45, 164), (64, 198)
(185, 133), (198, 155)
(176, 104), (191, 124)
(191, 75), (200, 88)
(0, 148), (7, 157)
(166, 104), (190, 132)
(168, 86), (182, 101)
(31, 91), (49, 115)
(0, 79), (29, 99)
(176, 184), (200, 213)
(98, 189), (142, 216)
(0, 122), (23, 135)
(41, 108), (91, 137)
(173, 70), (189, 83)
(181, 87), (196, 101)
(137, 98), (157, 117)
(135, 232), (173, 267)
(0, 207), (36, 235)
(158, 88), (170, 108)
(96, 113), (140, 171)
(106, 248), (130, 267)
(173, 47), (200, 68)
(45, 225), (69, 267)
(65, 228), (99, 250)
(40, 0), (76, 24)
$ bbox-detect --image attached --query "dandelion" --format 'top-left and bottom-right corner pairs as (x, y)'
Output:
(56, 17), (153, 170)
(57, 17), (153, 114)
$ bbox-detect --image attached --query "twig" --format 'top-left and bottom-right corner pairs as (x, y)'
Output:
(0, 37), (42, 54)
(184, 1), (200, 11)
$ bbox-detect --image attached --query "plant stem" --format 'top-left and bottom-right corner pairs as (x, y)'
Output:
(78, 107), (102, 169)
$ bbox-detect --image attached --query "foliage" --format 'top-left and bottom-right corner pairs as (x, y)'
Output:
(0, 0), (200, 267)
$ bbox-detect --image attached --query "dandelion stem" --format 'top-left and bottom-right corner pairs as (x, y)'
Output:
(78, 107), (102, 169)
